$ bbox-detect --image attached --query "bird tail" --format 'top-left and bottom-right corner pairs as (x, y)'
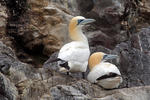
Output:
(44, 58), (61, 65)
(58, 60), (70, 72)
(44, 58), (70, 72)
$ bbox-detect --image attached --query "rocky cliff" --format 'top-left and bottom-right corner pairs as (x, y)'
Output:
(0, 0), (150, 100)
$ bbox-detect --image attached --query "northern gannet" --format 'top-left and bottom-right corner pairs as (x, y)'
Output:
(87, 52), (123, 89)
(45, 16), (95, 77)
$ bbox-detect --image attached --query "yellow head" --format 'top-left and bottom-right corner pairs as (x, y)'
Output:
(69, 16), (95, 41)
(88, 52), (118, 70)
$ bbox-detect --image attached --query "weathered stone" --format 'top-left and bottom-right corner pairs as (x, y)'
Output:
(0, 2), (13, 47)
(1, 0), (150, 100)
(89, 27), (150, 88)
(77, 0), (94, 14)
(0, 42), (48, 100)
(49, 80), (150, 100)
(50, 85), (90, 100)
(77, 0), (124, 35)
(16, 71), (80, 100)
(113, 27), (150, 87)
(94, 86), (150, 100)
(40, 94), (52, 100)
(93, 0), (124, 16)
(1, 38), (150, 99)
(0, 94), (8, 100)
(25, 0), (73, 56)
(0, 43), (34, 88)
(0, 72), (18, 100)
(5, 0), (73, 61)
(51, 0), (79, 14)
(0, 41), (16, 75)
(0, 3), (7, 35)
(88, 31), (116, 49)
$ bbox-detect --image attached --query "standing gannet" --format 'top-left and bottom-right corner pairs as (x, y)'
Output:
(45, 16), (95, 76)
(87, 52), (123, 89)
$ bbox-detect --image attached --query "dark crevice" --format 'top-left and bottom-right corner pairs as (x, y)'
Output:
(2, 0), (47, 67)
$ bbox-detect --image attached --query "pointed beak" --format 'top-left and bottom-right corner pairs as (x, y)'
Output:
(80, 18), (96, 25)
(103, 54), (118, 61)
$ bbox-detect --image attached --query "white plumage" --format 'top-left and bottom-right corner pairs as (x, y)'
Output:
(87, 62), (121, 83)
(87, 52), (122, 89)
(87, 62), (122, 89)
(44, 16), (95, 75)
(58, 41), (90, 72)
(55, 16), (95, 73)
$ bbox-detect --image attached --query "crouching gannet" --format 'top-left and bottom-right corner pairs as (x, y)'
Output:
(87, 52), (123, 89)
(45, 16), (95, 76)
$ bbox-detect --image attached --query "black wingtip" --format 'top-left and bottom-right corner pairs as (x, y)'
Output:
(97, 73), (118, 80)
(44, 58), (61, 65)
(59, 61), (70, 70)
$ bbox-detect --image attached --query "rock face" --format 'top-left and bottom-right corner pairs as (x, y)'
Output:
(50, 85), (90, 100)
(77, 0), (150, 88)
(0, 3), (7, 35)
(6, 0), (73, 60)
(0, 34), (149, 99)
(114, 27), (150, 87)
(0, 42), (16, 74)
(26, 0), (73, 56)
(0, 2), (13, 47)
(78, 0), (124, 32)
(77, 0), (127, 51)
(94, 86), (150, 100)
(0, 72), (18, 100)
(88, 30), (117, 49)
(89, 27), (150, 88)
(0, 39), (149, 100)
(1, 0), (75, 67)
(1, 0), (150, 100)
(0, 41), (44, 99)
(51, 0), (79, 14)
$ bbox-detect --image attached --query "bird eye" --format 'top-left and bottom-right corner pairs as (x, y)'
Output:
(77, 19), (84, 25)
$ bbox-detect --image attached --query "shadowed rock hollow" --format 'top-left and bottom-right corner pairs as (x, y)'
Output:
(0, 0), (150, 100)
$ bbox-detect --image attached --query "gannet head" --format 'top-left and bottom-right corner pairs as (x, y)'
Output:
(89, 52), (118, 70)
(69, 16), (95, 41)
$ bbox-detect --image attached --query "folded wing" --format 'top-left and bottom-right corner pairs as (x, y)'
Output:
(87, 62), (121, 83)
(58, 41), (90, 63)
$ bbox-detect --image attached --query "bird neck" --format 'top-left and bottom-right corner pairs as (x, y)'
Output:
(89, 61), (103, 71)
(89, 53), (104, 71)
(69, 26), (88, 44)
